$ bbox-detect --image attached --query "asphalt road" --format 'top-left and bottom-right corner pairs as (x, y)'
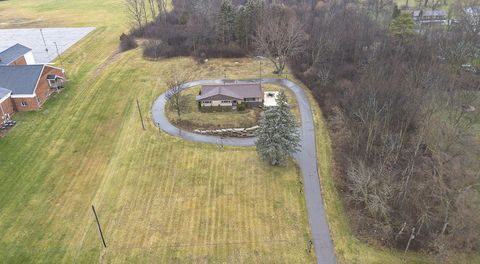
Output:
(152, 78), (336, 264)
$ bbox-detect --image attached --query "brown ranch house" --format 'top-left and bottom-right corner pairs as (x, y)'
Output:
(196, 83), (263, 110)
(0, 44), (65, 125)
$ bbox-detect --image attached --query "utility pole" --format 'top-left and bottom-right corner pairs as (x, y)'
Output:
(259, 60), (262, 88)
(40, 29), (49, 53)
(136, 99), (146, 131)
(53, 41), (67, 83)
(53, 42), (64, 69)
(91, 205), (107, 248)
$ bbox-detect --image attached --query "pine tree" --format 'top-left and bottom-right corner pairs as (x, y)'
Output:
(255, 91), (301, 166)
(217, 0), (236, 45)
(390, 12), (415, 45)
(235, 6), (248, 48)
(244, 0), (265, 49)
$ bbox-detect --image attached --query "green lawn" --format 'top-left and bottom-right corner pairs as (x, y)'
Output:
(0, 1), (314, 263)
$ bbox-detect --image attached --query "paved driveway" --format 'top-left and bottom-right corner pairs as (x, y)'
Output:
(0, 27), (95, 63)
(152, 78), (336, 264)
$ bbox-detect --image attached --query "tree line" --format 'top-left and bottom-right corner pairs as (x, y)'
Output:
(124, 0), (480, 258)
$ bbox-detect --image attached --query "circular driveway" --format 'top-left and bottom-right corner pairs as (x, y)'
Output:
(152, 78), (336, 264)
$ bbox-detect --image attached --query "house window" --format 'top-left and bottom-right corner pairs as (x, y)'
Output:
(21, 101), (28, 107)
(221, 100), (231, 104)
(203, 101), (211, 104)
(244, 98), (256, 102)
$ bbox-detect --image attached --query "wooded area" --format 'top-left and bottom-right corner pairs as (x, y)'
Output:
(124, 0), (480, 258)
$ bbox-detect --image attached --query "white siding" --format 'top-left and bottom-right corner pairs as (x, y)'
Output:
(201, 100), (233, 107)
(24, 51), (36, 65)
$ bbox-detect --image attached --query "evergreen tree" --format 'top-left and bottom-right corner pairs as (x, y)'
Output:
(217, 0), (236, 45)
(235, 6), (248, 48)
(255, 91), (301, 166)
(244, 0), (266, 49)
(390, 12), (415, 45)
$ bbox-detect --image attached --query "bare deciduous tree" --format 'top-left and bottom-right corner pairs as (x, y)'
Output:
(255, 7), (306, 74)
(147, 0), (157, 19)
(165, 73), (190, 118)
(125, 0), (147, 28)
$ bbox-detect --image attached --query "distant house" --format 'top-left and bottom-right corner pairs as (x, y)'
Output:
(0, 43), (35, 66)
(411, 10), (448, 25)
(0, 64), (65, 112)
(196, 83), (263, 110)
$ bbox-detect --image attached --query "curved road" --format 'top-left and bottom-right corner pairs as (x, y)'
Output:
(152, 78), (336, 264)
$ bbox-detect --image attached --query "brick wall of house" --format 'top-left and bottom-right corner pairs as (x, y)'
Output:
(9, 56), (27, 65)
(11, 97), (40, 111)
(0, 96), (14, 124)
(36, 66), (64, 107)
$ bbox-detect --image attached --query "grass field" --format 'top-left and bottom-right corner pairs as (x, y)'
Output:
(0, 1), (315, 263)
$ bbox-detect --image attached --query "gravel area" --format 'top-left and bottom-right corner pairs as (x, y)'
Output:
(0, 27), (95, 63)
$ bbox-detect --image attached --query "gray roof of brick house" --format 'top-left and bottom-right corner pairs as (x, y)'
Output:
(0, 43), (32, 65)
(411, 10), (447, 18)
(196, 83), (263, 101)
(0, 65), (44, 95)
(0, 87), (11, 100)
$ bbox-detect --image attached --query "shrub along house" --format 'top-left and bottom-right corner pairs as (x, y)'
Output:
(196, 83), (263, 111)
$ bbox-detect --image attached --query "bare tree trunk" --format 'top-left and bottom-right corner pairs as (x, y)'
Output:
(148, 0), (157, 19)
(403, 227), (415, 259)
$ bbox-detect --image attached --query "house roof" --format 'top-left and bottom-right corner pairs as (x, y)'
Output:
(0, 65), (44, 95)
(411, 10), (447, 18)
(196, 83), (263, 101)
(0, 87), (12, 100)
(0, 44), (32, 65)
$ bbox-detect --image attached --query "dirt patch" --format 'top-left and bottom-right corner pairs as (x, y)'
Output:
(93, 49), (122, 77)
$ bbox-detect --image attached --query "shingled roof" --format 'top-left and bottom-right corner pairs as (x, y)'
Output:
(0, 87), (11, 100)
(0, 44), (32, 65)
(0, 65), (45, 95)
(196, 83), (263, 101)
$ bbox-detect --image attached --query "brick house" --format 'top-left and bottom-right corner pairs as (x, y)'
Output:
(0, 44), (65, 127)
(0, 64), (65, 112)
(0, 43), (35, 66)
(196, 83), (263, 110)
